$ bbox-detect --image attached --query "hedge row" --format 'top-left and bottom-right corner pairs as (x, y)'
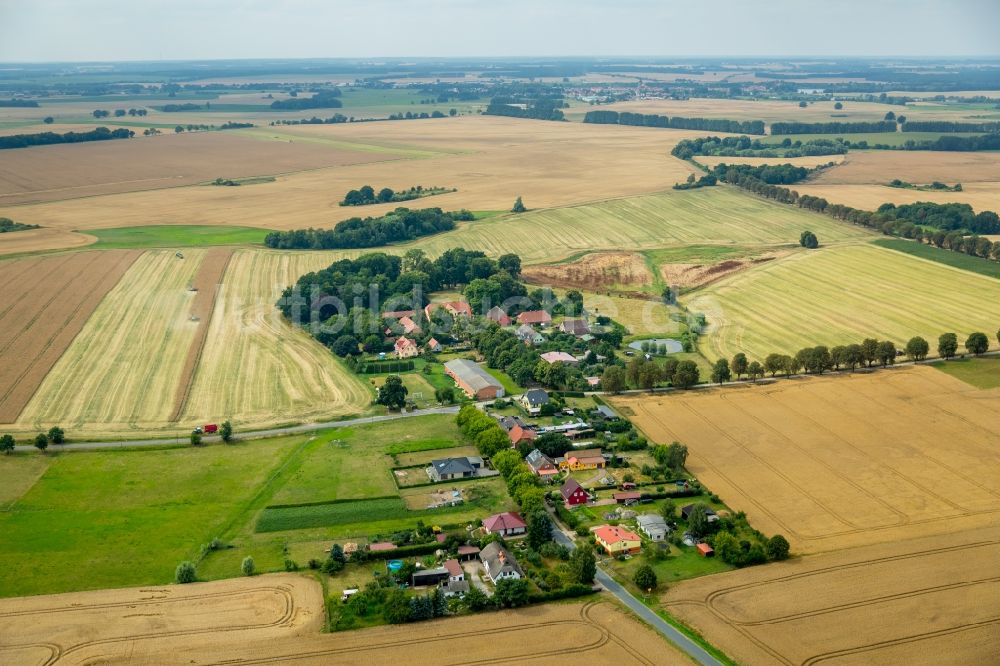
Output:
(527, 584), (597, 604)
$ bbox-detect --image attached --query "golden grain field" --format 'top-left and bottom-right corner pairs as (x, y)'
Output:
(180, 249), (370, 429)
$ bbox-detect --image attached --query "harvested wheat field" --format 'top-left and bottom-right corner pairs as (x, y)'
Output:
(180, 249), (370, 430)
(18, 595), (687, 665)
(0, 574), (325, 666)
(613, 366), (1000, 554)
(690, 243), (1000, 361)
(0, 250), (140, 423)
(12, 250), (207, 433)
(663, 526), (1000, 666)
(812, 150), (1000, 185)
(3, 117), (701, 240)
(522, 252), (654, 293)
(0, 130), (396, 206)
(0, 228), (96, 255)
(793, 181), (1000, 214)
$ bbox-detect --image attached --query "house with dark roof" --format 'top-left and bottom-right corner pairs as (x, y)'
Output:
(428, 456), (483, 482)
(681, 504), (719, 523)
(411, 566), (450, 587)
(482, 511), (527, 536)
(525, 449), (559, 479)
(560, 478), (590, 506)
(520, 388), (549, 414)
(559, 318), (590, 336)
(480, 542), (524, 583)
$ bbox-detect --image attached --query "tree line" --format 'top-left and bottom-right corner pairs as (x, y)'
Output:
(263, 207), (472, 250)
(0, 126), (133, 150)
(671, 135), (847, 160)
(270, 90), (342, 110)
(485, 96), (566, 121)
(0, 217), (40, 233)
(902, 121), (1000, 133)
(160, 103), (203, 112)
(0, 99), (39, 107)
(584, 110), (765, 135)
(769, 120), (897, 135)
(340, 184), (455, 206)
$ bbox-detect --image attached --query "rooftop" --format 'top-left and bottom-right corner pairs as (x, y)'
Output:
(444, 358), (503, 393)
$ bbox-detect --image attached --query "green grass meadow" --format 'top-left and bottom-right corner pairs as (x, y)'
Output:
(929, 356), (1000, 389)
(89, 224), (270, 249)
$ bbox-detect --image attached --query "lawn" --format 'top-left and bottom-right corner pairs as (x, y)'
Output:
(89, 224), (270, 249)
(692, 243), (1000, 361)
(393, 444), (479, 467)
(874, 238), (1000, 280)
(929, 356), (1000, 389)
(0, 436), (303, 598)
(605, 544), (733, 592)
(484, 366), (525, 395)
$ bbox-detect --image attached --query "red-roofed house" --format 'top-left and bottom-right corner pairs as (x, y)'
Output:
(594, 525), (642, 556)
(486, 306), (511, 326)
(425, 301), (472, 321)
(426, 338), (442, 352)
(394, 336), (419, 358)
(399, 316), (422, 335)
(443, 559), (464, 580)
(517, 310), (552, 326)
(482, 511), (527, 537)
(560, 478), (590, 506)
(508, 424), (536, 446)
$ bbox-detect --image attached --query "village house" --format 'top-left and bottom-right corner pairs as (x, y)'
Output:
(540, 350), (578, 365)
(525, 449), (559, 480)
(586, 376), (601, 388)
(427, 456), (484, 482)
(425, 300), (472, 321)
(560, 478), (590, 506)
(482, 511), (527, 537)
(515, 324), (545, 345)
(479, 542), (524, 583)
(444, 358), (505, 400)
(394, 336), (419, 358)
(681, 504), (720, 523)
(636, 514), (670, 541)
(441, 558), (469, 597)
(520, 388), (549, 414)
(594, 525), (643, 556)
(560, 448), (606, 471)
(426, 337), (442, 352)
(612, 491), (641, 505)
(485, 306), (511, 326)
(559, 318), (590, 336)
(508, 424), (536, 446)
(516, 310), (552, 327)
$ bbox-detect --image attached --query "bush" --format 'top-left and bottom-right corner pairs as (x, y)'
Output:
(307, 558), (321, 570)
(766, 534), (791, 560)
(241, 556), (256, 576)
(633, 564), (658, 591)
(284, 558), (299, 572)
(175, 561), (196, 583)
(47, 426), (65, 444)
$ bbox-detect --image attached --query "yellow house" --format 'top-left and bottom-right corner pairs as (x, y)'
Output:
(559, 449), (605, 471)
(594, 525), (642, 556)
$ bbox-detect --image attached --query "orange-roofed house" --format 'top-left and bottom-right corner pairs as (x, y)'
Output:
(508, 424), (536, 446)
(425, 300), (472, 321)
(594, 525), (642, 556)
(394, 336), (419, 358)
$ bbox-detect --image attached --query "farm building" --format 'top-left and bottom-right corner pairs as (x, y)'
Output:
(681, 504), (720, 523)
(559, 318), (590, 336)
(540, 351), (578, 365)
(411, 566), (450, 587)
(596, 405), (619, 420)
(480, 542), (524, 583)
(444, 358), (505, 400)
(612, 491), (641, 505)
(516, 310), (552, 326)
(486, 306), (511, 326)
(482, 511), (527, 537)
(594, 525), (642, 556)
(425, 300), (472, 321)
(394, 336), (419, 358)
(526, 449), (559, 479)
(457, 545), (481, 561)
(561, 478), (590, 506)
(636, 514), (670, 541)
(428, 456), (484, 482)
(516, 324), (545, 345)
(560, 449), (606, 471)
(520, 388), (549, 413)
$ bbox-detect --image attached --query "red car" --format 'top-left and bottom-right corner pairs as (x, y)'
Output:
(203, 424), (219, 434)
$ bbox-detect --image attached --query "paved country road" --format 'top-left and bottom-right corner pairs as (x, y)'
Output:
(46, 405), (461, 451)
(550, 517), (724, 665)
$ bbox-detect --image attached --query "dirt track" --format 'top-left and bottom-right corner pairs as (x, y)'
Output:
(169, 248), (233, 422)
(0, 250), (139, 422)
(0, 578), (685, 665)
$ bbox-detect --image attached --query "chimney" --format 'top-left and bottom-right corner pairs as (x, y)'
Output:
(498, 549), (506, 563)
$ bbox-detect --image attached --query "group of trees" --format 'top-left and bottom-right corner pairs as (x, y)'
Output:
(485, 96), (565, 121)
(160, 102), (203, 112)
(93, 107), (148, 117)
(672, 173), (717, 190)
(0, 217), (40, 233)
(878, 202), (1000, 235)
(672, 135), (848, 160)
(769, 120), (897, 134)
(340, 185), (454, 207)
(270, 89), (342, 110)
(0, 126), (133, 150)
(1, 426), (67, 453)
(0, 98), (39, 107)
(712, 162), (812, 185)
(264, 207), (471, 250)
(614, 356), (701, 391)
(388, 110), (448, 120)
(799, 230), (819, 248)
(584, 110), (765, 135)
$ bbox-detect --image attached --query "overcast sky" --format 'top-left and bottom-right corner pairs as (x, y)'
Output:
(0, 0), (997, 62)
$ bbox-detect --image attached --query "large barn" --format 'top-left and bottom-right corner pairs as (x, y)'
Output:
(443, 358), (505, 400)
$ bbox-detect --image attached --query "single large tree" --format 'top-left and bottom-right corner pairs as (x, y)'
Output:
(938, 332), (958, 359)
(526, 511), (553, 550)
(861, 338), (880, 367)
(965, 332), (990, 356)
(220, 420), (234, 443)
(671, 360), (700, 389)
(34, 433), (48, 451)
(511, 196), (527, 213)
(601, 365), (627, 394)
(799, 230), (819, 249)
(377, 375), (408, 410)
(569, 545), (597, 584)
(876, 340), (897, 367)
(764, 353), (785, 377)
(730, 353), (748, 379)
(633, 564), (658, 592)
(905, 336), (930, 362)
(494, 578), (530, 608)
(0, 434), (14, 455)
(47, 426), (65, 444)
(711, 358), (731, 384)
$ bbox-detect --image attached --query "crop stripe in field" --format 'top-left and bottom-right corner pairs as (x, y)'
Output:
(0, 251), (141, 423)
(169, 248), (233, 422)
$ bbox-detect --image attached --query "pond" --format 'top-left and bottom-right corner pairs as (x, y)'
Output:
(628, 338), (683, 354)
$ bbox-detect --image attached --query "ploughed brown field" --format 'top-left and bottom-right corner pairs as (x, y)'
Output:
(1, 116), (700, 242)
(612, 367), (1000, 665)
(0, 130), (397, 206)
(0, 575), (686, 665)
(522, 252), (654, 294)
(0, 250), (140, 422)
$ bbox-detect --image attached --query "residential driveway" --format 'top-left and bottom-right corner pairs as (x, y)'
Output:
(462, 560), (491, 595)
